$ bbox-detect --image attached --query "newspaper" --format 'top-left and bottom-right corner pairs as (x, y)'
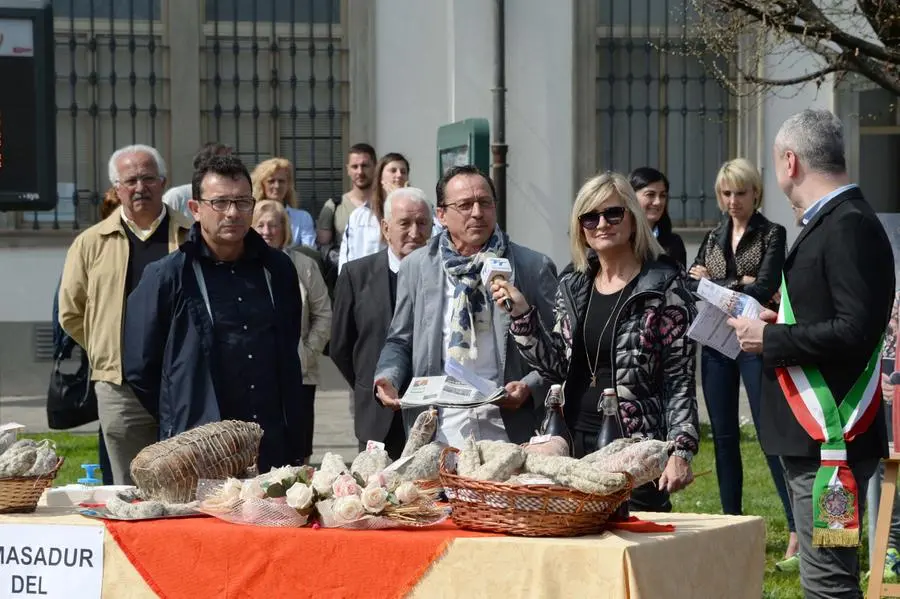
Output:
(400, 358), (507, 408)
(687, 278), (763, 359)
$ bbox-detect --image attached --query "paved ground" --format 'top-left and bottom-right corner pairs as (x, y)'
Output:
(0, 360), (750, 464)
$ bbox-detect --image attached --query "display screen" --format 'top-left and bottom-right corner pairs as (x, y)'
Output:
(440, 144), (470, 176)
(0, 55), (38, 195)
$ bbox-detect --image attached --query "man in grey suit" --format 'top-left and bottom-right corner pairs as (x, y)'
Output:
(374, 165), (558, 445)
(331, 187), (434, 458)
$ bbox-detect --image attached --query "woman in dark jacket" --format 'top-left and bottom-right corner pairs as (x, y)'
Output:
(492, 171), (699, 513)
(688, 157), (797, 566)
(629, 167), (686, 268)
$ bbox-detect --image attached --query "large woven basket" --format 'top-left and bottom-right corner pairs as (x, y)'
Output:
(439, 447), (631, 537)
(0, 457), (65, 514)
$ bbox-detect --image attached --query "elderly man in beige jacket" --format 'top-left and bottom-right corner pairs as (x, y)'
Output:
(58, 144), (192, 485)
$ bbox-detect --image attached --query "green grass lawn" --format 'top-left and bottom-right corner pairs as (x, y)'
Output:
(25, 426), (886, 598)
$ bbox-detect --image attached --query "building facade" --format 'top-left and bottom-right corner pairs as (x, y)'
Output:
(0, 0), (887, 396)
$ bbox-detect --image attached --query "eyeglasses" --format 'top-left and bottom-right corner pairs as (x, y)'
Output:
(578, 206), (627, 229)
(116, 175), (163, 189)
(198, 196), (256, 213)
(442, 199), (496, 215)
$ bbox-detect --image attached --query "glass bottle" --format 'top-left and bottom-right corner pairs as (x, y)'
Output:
(596, 387), (629, 520)
(539, 384), (573, 456)
(596, 388), (624, 449)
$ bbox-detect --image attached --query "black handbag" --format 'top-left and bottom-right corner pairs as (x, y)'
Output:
(46, 347), (98, 430)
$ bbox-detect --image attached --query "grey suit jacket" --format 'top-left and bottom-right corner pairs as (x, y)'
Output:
(374, 235), (559, 443)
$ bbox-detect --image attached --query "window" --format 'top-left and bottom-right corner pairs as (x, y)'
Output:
(205, 0), (340, 24)
(51, 0), (161, 21)
(595, 0), (735, 227)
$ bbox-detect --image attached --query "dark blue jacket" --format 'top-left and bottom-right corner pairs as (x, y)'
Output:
(122, 224), (305, 465)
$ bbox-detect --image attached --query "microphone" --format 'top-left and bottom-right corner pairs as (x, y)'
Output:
(481, 252), (515, 313)
(890, 372), (900, 386)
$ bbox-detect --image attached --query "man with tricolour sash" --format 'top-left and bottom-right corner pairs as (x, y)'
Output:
(729, 109), (895, 599)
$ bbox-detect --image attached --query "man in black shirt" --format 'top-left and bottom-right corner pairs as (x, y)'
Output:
(330, 187), (433, 457)
(124, 155), (305, 472)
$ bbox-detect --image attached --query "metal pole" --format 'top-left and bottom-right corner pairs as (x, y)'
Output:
(492, 0), (508, 231)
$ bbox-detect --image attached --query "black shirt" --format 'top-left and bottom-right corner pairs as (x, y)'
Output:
(197, 240), (284, 468)
(123, 214), (170, 297)
(388, 269), (398, 308)
(571, 278), (638, 432)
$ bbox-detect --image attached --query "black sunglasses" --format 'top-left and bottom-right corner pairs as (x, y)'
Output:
(578, 206), (627, 229)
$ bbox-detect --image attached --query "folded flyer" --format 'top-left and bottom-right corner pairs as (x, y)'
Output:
(687, 278), (763, 359)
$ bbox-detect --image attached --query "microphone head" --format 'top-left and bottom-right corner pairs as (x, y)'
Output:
(890, 372), (900, 386)
(480, 253), (513, 288)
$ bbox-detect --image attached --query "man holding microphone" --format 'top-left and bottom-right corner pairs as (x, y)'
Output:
(729, 109), (894, 598)
(373, 165), (558, 446)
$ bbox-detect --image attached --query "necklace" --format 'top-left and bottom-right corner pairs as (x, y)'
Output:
(583, 276), (630, 388)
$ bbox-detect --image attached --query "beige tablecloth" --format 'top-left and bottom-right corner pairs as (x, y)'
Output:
(1, 509), (765, 598)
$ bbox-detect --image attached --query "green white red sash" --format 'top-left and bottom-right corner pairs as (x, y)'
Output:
(776, 277), (883, 547)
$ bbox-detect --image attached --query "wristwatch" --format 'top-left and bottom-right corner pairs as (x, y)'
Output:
(671, 449), (694, 465)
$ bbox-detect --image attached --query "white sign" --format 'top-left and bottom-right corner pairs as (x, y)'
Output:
(0, 524), (103, 599)
(0, 19), (34, 58)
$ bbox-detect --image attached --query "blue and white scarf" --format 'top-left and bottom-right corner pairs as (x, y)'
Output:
(440, 225), (508, 362)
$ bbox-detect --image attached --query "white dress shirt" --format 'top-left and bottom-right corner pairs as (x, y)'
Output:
(436, 277), (508, 448)
(162, 184), (194, 221)
(338, 203), (386, 274)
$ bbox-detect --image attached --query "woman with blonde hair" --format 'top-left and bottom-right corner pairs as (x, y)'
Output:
(251, 157), (316, 247)
(492, 171), (699, 512)
(251, 199), (332, 464)
(687, 158), (795, 566)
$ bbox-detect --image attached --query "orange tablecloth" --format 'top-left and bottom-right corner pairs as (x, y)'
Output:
(106, 517), (493, 599)
(0, 508), (766, 598)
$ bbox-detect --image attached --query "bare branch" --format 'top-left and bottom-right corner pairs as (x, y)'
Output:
(741, 62), (844, 86)
(675, 0), (900, 97)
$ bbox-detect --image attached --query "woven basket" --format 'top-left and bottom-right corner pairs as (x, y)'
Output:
(0, 457), (65, 514)
(438, 447), (631, 537)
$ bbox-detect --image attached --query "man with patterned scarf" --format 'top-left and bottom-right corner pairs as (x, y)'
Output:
(373, 165), (558, 446)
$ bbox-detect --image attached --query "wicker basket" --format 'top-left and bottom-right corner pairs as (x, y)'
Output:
(0, 457), (65, 514)
(439, 448), (631, 537)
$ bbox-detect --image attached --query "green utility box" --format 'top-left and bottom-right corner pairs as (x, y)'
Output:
(436, 118), (490, 179)
(0, 1), (56, 211)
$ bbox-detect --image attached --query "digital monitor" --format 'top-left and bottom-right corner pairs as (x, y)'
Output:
(0, 5), (56, 211)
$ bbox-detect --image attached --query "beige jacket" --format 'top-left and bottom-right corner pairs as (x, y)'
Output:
(286, 248), (332, 385)
(58, 206), (193, 384)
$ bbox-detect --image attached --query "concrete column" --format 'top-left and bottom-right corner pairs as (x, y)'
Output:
(164, 0), (202, 184)
(760, 40), (835, 245)
(572, 0), (598, 190)
(346, 0), (376, 147)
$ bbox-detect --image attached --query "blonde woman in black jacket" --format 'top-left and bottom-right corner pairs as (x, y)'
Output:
(688, 157), (797, 567)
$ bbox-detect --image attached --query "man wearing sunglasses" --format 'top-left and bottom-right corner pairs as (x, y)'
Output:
(123, 155), (305, 472)
(373, 165), (558, 447)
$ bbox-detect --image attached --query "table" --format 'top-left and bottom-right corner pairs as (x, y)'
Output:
(868, 456), (900, 599)
(0, 508), (765, 598)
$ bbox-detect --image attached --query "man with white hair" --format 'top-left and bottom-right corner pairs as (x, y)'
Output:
(330, 186), (434, 457)
(729, 109), (894, 598)
(58, 144), (193, 484)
